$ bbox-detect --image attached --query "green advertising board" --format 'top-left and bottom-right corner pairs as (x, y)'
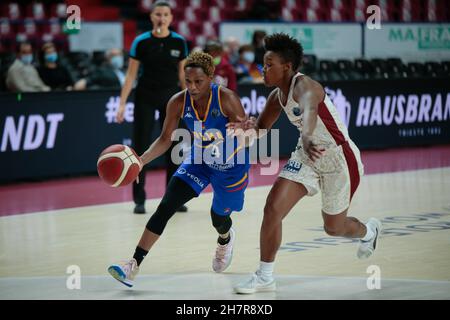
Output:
(219, 22), (362, 59)
(366, 23), (450, 61)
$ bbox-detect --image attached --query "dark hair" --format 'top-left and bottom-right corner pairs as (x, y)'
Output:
(204, 40), (223, 54)
(41, 42), (55, 52)
(151, 0), (172, 12)
(184, 51), (215, 77)
(238, 44), (253, 55)
(252, 30), (266, 47)
(263, 33), (303, 72)
(17, 41), (32, 53)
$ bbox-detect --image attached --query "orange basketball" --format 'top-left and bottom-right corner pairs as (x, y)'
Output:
(97, 144), (142, 187)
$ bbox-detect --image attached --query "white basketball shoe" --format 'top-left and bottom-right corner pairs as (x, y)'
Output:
(357, 218), (382, 259)
(108, 258), (139, 287)
(212, 227), (235, 273)
(234, 272), (276, 294)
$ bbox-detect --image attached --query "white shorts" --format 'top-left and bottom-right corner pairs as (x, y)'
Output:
(279, 141), (364, 214)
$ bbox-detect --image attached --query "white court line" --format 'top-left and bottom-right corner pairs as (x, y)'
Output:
(1, 273), (449, 300)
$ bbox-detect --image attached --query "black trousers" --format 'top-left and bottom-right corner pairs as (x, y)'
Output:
(132, 86), (180, 205)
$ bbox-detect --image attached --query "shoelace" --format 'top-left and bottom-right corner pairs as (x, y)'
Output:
(215, 245), (229, 261)
(245, 273), (261, 288)
(122, 260), (136, 275)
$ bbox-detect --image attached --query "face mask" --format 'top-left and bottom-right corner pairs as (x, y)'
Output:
(213, 56), (221, 66)
(111, 55), (124, 69)
(20, 54), (33, 65)
(45, 52), (58, 63)
(243, 51), (254, 63)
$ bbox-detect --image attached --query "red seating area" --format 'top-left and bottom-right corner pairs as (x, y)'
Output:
(1, 0), (449, 52)
(280, 0), (449, 22)
(138, 0), (449, 46)
(0, 1), (121, 52)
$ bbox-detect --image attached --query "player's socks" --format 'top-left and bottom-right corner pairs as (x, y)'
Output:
(257, 261), (274, 281)
(218, 234), (231, 245)
(361, 222), (375, 241)
(133, 246), (148, 266)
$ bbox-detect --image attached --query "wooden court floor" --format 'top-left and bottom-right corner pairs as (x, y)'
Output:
(1, 165), (449, 300)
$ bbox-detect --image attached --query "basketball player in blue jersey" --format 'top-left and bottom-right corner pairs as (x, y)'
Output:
(108, 52), (251, 287)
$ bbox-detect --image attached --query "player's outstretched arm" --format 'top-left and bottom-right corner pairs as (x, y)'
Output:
(140, 92), (184, 166)
(220, 87), (246, 123)
(226, 89), (282, 140)
(220, 87), (255, 147)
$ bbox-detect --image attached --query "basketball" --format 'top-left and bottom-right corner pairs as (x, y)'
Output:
(97, 144), (142, 187)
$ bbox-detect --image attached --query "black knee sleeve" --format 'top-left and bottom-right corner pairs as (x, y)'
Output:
(146, 177), (197, 235)
(146, 199), (175, 235)
(211, 209), (232, 235)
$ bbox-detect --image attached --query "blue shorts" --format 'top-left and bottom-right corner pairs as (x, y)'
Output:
(173, 162), (249, 216)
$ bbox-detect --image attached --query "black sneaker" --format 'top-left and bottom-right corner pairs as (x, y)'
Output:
(133, 204), (146, 214)
(176, 205), (188, 212)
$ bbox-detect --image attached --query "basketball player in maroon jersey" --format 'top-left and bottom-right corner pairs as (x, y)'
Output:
(228, 33), (382, 294)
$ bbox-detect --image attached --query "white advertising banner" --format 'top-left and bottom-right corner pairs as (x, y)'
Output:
(69, 22), (123, 51)
(365, 23), (450, 62)
(220, 22), (362, 59)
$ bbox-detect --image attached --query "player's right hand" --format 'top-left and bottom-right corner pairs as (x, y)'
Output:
(302, 135), (325, 162)
(116, 104), (125, 123)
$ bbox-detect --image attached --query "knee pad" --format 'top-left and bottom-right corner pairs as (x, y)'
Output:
(146, 200), (176, 235)
(211, 210), (232, 235)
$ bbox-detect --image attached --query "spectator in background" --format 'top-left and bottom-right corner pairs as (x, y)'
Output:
(6, 42), (50, 92)
(223, 36), (241, 68)
(252, 30), (267, 66)
(37, 42), (75, 91)
(235, 44), (264, 84)
(86, 48), (126, 89)
(204, 40), (237, 91)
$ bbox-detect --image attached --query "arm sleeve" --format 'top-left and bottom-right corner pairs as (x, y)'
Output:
(129, 32), (151, 60)
(129, 36), (142, 60)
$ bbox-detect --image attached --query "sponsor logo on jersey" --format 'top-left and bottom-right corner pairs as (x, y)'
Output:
(283, 159), (302, 173)
(171, 49), (181, 57)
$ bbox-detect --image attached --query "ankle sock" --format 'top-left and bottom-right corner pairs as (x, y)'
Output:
(218, 234), (230, 245)
(133, 246), (148, 266)
(361, 222), (375, 241)
(257, 261), (274, 281)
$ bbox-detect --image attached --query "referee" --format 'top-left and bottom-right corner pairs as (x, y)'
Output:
(116, 1), (188, 214)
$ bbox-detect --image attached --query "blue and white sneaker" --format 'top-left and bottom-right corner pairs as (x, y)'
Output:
(357, 218), (382, 259)
(108, 258), (139, 287)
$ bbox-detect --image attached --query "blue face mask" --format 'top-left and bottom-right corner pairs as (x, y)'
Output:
(243, 51), (255, 63)
(45, 52), (58, 63)
(20, 54), (33, 65)
(110, 55), (124, 69)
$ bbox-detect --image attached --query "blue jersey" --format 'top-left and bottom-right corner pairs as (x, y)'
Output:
(174, 84), (250, 216)
(181, 83), (249, 170)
